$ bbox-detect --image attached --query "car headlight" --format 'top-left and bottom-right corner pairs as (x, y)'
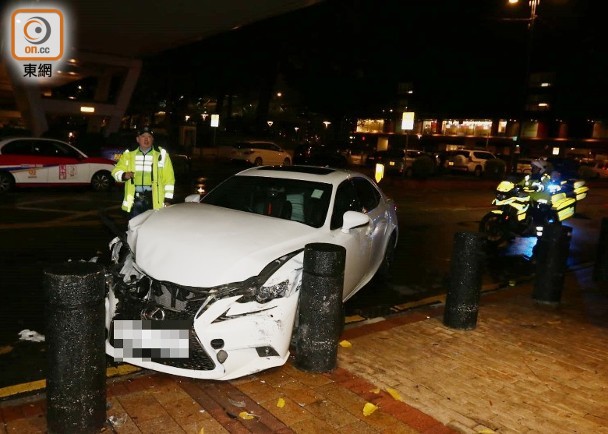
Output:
(109, 248), (305, 321)
(201, 250), (303, 310)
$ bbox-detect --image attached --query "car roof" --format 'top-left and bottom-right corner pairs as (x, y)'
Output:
(234, 164), (370, 185)
(0, 136), (70, 144)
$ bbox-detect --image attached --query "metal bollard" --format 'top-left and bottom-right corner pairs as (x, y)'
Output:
(444, 232), (485, 330)
(295, 243), (345, 372)
(593, 217), (608, 282)
(45, 262), (107, 434)
(533, 225), (572, 305)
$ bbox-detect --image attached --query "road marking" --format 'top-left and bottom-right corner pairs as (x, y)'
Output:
(0, 364), (142, 398)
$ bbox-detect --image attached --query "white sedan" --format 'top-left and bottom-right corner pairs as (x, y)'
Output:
(0, 137), (116, 192)
(229, 140), (292, 166)
(105, 165), (398, 380)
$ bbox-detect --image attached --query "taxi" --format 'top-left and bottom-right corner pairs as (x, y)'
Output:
(0, 137), (117, 192)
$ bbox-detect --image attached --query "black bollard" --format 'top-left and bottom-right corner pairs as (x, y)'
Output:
(295, 243), (345, 372)
(45, 262), (107, 434)
(593, 217), (608, 282)
(444, 232), (485, 330)
(533, 225), (572, 305)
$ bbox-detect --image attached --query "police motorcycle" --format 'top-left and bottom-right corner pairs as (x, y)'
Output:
(479, 162), (589, 246)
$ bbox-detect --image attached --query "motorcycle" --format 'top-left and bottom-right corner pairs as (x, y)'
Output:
(479, 176), (589, 245)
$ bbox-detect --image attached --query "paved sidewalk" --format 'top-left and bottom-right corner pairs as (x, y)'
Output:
(1, 266), (607, 433)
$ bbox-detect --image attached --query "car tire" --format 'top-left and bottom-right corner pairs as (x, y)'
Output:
(0, 171), (15, 193)
(474, 165), (483, 177)
(91, 171), (114, 192)
(283, 157), (291, 166)
(254, 157), (263, 166)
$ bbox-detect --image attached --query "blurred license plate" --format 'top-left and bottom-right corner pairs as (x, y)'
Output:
(112, 319), (190, 362)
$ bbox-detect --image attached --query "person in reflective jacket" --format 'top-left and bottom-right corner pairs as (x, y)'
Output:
(111, 127), (175, 218)
(518, 159), (551, 202)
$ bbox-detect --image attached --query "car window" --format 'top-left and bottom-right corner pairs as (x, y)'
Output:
(473, 151), (495, 160)
(352, 177), (380, 212)
(386, 149), (405, 159)
(34, 141), (60, 156)
(331, 180), (361, 230)
(202, 175), (332, 228)
(1, 139), (33, 155)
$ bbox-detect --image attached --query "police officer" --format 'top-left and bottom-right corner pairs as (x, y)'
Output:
(521, 159), (552, 202)
(112, 127), (175, 218)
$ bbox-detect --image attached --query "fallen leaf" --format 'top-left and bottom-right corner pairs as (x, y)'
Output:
(386, 388), (402, 401)
(339, 340), (352, 348)
(371, 388), (380, 394)
(228, 398), (246, 408)
(362, 402), (378, 416)
(477, 429), (497, 434)
(239, 411), (255, 420)
(199, 428), (205, 434)
(277, 397), (285, 408)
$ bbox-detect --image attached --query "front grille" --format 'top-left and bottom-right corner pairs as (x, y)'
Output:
(111, 279), (216, 371)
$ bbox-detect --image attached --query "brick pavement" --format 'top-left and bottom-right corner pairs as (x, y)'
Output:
(1, 266), (607, 433)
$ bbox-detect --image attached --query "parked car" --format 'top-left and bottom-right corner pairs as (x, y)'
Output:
(0, 137), (116, 193)
(587, 160), (608, 179)
(105, 165), (399, 380)
(368, 148), (422, 176)
(224, 140), (291, 166)
(292, 144), (348, 167)
(445, 149), (497, 177)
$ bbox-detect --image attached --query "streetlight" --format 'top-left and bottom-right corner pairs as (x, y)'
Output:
(508, 0), (540, 172)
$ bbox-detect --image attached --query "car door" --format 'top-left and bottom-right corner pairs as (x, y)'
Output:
(352, 177), (386, 280)
(329, 180), (372, 299)
(36, 140), (87, 185)
(267, 143), (285, 165)
(0, 139), (49, 185)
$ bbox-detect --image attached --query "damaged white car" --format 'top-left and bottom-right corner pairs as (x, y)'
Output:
(105, 165), (398, 380)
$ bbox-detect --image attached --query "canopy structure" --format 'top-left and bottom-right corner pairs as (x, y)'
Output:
(0, 0), (320, 136)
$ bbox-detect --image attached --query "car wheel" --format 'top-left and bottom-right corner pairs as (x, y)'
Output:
(0, 171), (15, 193)
(283, 157), (291, 166)
(474, 165), (483, 177)
(405, 167), (413, 178)
(91, 171), (114, 192)
(254, 157), (263, 166)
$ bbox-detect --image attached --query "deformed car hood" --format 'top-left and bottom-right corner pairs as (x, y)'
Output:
(129, 203), (320, 287)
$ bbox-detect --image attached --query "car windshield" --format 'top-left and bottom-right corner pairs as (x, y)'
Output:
(201, 175), (333, 228)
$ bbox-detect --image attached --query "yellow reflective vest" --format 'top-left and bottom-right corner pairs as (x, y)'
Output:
(111, 146), (175, 212)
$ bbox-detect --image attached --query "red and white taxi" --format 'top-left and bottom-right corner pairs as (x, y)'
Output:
(0, 137), (117, 193)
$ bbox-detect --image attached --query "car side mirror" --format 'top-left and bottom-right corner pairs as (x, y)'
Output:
(341, 210), (370, 233)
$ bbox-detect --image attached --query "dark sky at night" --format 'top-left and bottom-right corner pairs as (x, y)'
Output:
(139, 0), (606, 120)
